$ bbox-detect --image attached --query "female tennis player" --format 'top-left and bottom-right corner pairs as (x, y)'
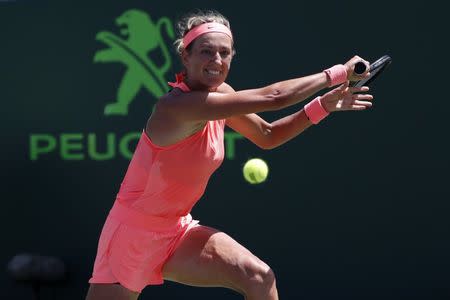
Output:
(86, 10), (372, 300)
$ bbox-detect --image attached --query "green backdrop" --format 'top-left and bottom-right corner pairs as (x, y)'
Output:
(1, 1), (448, 299)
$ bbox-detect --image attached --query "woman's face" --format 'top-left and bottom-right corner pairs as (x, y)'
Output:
(182, 32), (233, 91)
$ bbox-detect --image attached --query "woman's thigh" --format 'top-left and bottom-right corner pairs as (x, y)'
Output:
(85, 283), (139, 300)
(162, 225), (273, 294)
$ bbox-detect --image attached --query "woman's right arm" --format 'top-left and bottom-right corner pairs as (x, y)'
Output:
(161, 72), (328, 122)
(161, 56), (369, 122)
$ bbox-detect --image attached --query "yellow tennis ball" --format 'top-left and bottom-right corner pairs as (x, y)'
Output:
(243, 158), (269, 184)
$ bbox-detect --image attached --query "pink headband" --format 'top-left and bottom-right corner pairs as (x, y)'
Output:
(183, 22), (233, 48)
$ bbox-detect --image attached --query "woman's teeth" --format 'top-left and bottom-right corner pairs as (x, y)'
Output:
(206, 70), (220, 75)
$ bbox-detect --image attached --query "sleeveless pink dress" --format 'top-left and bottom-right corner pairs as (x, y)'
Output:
(89, 79), (226, 292)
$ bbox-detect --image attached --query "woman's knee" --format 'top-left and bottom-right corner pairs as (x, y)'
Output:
(234, 257), (277, 295)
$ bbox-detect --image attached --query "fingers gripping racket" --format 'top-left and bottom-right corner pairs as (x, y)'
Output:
(352, 55), (392, 87)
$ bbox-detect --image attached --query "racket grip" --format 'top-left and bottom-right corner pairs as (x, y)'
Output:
(354, 61), (367, 74)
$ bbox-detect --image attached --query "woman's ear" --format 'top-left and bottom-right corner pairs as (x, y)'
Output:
(181, 49), (189, 68)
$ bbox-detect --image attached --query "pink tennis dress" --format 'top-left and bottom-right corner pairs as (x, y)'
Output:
(89, 80), (225, 292)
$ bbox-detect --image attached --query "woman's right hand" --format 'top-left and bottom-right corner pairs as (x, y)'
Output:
(344, 56), (371, 82)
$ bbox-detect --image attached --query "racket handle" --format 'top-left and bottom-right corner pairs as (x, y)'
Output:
(354, 61), (367, 75)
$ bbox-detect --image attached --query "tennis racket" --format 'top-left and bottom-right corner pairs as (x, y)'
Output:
(351, 55), (392, 87)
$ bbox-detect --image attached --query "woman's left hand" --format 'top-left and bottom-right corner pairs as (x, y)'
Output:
(320, 81), (373, 113)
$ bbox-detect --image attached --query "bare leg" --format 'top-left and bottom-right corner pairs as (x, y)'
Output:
(85, 283), (140, 300)
(162, 225), (278, 300)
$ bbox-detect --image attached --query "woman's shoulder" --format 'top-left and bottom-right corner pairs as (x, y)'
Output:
(160, 88), (183, 100)
(155, 89), (188, 110)
(158, 82), (234, 105)
(216, 82), (235, 93)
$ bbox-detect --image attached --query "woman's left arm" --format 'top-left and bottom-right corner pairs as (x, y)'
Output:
(226, 109), (311, 150)
(224, 81), (373, 150)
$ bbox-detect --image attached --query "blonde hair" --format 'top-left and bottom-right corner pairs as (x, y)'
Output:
(174, 10), (235, 55)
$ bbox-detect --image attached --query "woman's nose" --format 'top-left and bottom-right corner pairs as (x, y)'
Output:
(212, 52), (222, 64)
